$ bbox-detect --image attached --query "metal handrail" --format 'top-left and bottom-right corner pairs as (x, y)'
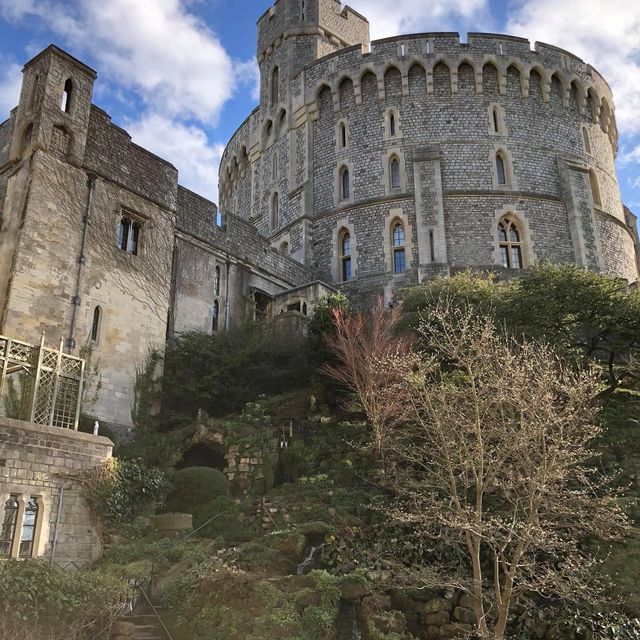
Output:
(137, 581), (174, 640)
(148, 512), (222, 592)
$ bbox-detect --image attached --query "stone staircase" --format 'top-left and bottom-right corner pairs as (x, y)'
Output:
(111, 602), (171, 640)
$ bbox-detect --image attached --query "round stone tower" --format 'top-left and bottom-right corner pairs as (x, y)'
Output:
(220, 1), (639, 300)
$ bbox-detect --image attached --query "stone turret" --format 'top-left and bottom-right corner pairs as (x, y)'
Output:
(10, 45), (96, 167)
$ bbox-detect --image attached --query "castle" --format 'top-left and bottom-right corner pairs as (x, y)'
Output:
(1, 0), (638, 434)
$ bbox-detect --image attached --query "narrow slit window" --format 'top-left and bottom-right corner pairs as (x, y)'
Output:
(492, 107), (500, 133)
(0, 496), (19, 558)
(212, 300), (219, 332)
(271, 67), (279, 106)
(61, 78), (73, 113)
(272, 153), (278, 179)
(91, 306), (101, 343)
(392, 222), (406, 273)
(428, 229), (435, 262)
(390, 157), (401, 189)
(271, 192), (280, 229)
(340, 123), (347, 148)
(589, 170), (602, 208)
(496, 153), (507, 185)
(340, 230), (352, 281)
(18, 497), (39, 558)
(214, 266), (221, 296)
(340, 167), (350, 200)
(390, 112), (396, 137)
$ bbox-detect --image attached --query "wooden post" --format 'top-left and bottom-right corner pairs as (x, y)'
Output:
(29, 333), (46, 424)
(47, 338), (64, 427)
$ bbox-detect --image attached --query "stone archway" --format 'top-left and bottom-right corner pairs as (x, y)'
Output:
(177, 442), (227, 472)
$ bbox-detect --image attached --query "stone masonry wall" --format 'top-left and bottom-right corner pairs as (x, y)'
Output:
(0, 417), (113, 566)
(84, 106), (178, 212)
(221, 18), (637, 288)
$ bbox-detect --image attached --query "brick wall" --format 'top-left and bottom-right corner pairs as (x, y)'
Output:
(0, 417), (112, 566)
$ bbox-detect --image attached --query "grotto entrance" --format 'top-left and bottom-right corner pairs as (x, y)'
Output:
(177, 443), (226, 472)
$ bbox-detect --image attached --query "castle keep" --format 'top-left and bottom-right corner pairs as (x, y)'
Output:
(1, 0), (639, 434)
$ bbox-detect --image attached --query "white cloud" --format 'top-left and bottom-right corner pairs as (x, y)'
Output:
(345, 0), (491, 40)
(0, 61), (22, 119)
(126, 113), (223, 203)
(507, 0), (640, 136)
(0, 0), (235, 124)
(236, 58), (261, 103)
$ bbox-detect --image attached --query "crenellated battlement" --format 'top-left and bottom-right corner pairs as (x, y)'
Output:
(220, 30), (618, 192)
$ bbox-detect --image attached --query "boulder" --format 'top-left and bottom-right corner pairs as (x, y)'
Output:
(424, 611), (450, 626)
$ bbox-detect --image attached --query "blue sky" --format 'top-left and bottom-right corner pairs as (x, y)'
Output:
(1, 0), (639, 209)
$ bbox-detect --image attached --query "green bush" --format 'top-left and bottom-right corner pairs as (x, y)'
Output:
(164, 467), (229, 514)
(193, 495), (254, 543)
(0, 559), (128, 639)
(82, 459), (167, 528)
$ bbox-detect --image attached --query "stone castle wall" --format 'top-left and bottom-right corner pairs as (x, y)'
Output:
(220, 14), (638, 290)
(0, 417), (113, 566)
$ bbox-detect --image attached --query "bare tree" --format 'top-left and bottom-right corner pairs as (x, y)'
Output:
(321, 300), (414, 458)
(326, 303), (630, 639)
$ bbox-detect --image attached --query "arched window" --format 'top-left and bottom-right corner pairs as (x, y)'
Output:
(498, 216), (523, 269)
(491, 107), (500, 133)
(339, 123), (347, 148)
(0, 496), (19, 558)
(212, 300), (219, 332)
(589, 170), (602, 208)
(582, 127), (591, 154)
(18, 497), (39, 558)
(392, 222), (406, 273)
(390, 157), (401, 189)
(214, 266), (221, 296)
(496, 152), (507, 186)
(389, 112), (396, 137)
(340, 166), (350, 200)
(61, 78), (73, 113)
(117, 215), (141, 255)
(271, 192), (280, 229)
(91, 306), (101, 343)
(279, 241), (289, 255)
(271, 66), (279, 105)
(339, 230), (352, 281)
(272, 153), (278, 179)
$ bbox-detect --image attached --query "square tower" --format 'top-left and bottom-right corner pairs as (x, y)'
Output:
(10, 45), (96, 167)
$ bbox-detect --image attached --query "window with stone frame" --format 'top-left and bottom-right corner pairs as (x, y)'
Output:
(18, 497), (39, 558)
(390, 156), (401, 190)
(117, 214), (141, 255)
(389, 111), (397, 137)
(392, 221), (406, 273)
(582, 127), (591, 154)
(91, 306), (101, 343)
(498, 216), (524, 269)
(589, 169), (602, 208)
(271, 192), (280, 229)
(340, 166), (350, 200)
(496, 151), (508, 186)
(271, 67), (279, 106)
(212, 300), (220, 332)
(0, 496), (19, 558)
(339, 122), (347, 149)
(214, 266), (221, 296)
(339, 229), (352, 281)
(61, 78), (73, 113)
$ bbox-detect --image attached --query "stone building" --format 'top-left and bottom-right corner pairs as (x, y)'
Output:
(219, 0), (640, 303)
(1, 0), (639, 433)
(0, 46), (331, 434)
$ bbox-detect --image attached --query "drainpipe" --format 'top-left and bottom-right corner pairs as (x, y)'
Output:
(49, 485), (64, 567)
(67, 173), (97, 352)
(224, 252), (231, 331)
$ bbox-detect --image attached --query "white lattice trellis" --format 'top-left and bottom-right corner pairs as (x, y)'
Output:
(0, 334), (85, 430)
